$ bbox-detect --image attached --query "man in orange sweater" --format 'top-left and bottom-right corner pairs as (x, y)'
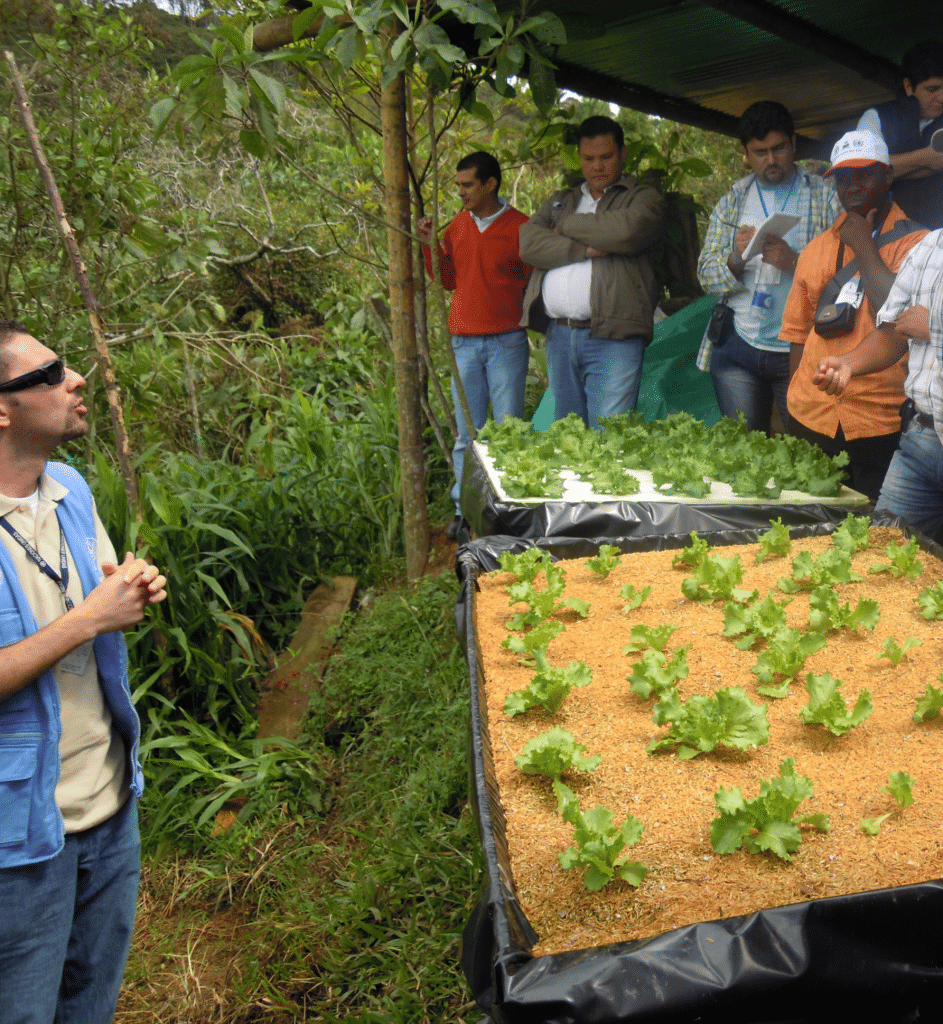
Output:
(419, 152), (532, 538)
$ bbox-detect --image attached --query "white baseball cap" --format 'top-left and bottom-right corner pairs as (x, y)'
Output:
(824, 130), (891, 176)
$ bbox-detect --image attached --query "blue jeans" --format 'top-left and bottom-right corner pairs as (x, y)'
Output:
(451, 330), (528, 511)
(0, 796), (140, 1024)
(876, 418), (943, 544)
(545, 320), (645, 430)
(709, 324), (791, 436)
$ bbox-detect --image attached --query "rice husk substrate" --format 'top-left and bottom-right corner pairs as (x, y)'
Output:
(474, 528), (943, 957)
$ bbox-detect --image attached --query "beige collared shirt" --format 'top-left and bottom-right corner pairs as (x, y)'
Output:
(0, 471), (127, 832)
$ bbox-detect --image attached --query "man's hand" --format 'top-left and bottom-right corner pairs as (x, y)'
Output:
(896, 304), (931, 342)
(760, 234), (797, 273)
(585, 246), (607, 258)
(417, 216), (434, 246)
(812, 356), (853, 396)
(734, 225), (755, 258)
(84, 553), (168, 634)
(838, 209), (877, 252)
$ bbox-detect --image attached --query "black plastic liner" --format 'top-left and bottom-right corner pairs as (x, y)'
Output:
(459, 442), (867, 542)
(456, 505), (943, 1024)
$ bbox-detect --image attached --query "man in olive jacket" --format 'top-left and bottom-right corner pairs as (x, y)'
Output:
(520, 115), (666, 429)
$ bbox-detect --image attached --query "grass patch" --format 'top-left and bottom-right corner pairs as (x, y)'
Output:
(119, 567), (481, 1023)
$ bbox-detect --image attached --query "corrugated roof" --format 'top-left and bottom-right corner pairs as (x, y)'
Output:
(505, 0), (934, 157)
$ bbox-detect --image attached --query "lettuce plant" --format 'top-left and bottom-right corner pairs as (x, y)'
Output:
(916, 581), (943, 621)
(584, 544), (622, 578)
(754, 517), (791, 563)
(648, 686), (769, 759)
(798, 671), (872, 736)
(504, 660), (593, 717)
(505, 559), (590, 631)
(751, 627), (827, 698)
(913, 680), (943, 722)
(723, 592), (792, 650)
(710, 757), (829, 861)
(672, 531), (710, 569)
(878, 637), (922, 664)
(807, 585), (880, 634)
(515, 727), (601, 780)
(628, 648), (689, 699)
(778, 547), (862, 593)
(620, 583), (652, 611)
(869, 537), (923, 581)
(862, 771), (915, 834)
(554, 780), (648, 891)
(830, 514), (871, 554)
(623, 623), (679, 653)
(682, 550), (756, 604)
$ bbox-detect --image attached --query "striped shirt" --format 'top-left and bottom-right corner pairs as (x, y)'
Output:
(876, 228), (943, 446)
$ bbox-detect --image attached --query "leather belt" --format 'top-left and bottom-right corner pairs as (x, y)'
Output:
(915, 410), (935, 430)
(554, 317), (591, 329)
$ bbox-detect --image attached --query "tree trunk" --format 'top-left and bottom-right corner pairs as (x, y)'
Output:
(381, 67), (429, 578)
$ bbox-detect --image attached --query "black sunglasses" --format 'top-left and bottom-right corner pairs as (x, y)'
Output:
(0, 359), (66, 393)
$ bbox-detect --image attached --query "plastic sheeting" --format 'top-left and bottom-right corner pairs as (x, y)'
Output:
(456, 506), (943, 1024)
(460, 439), (867, 542)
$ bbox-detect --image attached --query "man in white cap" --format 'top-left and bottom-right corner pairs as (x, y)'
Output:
(781, 130), (928, 500)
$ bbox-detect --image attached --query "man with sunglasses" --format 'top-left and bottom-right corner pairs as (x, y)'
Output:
(0, 321), (167, 1024)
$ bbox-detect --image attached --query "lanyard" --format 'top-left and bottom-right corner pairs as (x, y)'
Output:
(0, 514), (74, 611)
(755, 171), (799, 219)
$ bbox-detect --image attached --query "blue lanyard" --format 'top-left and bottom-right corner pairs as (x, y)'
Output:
(755, 171), (799, 219)
(0, 514), (74, 611)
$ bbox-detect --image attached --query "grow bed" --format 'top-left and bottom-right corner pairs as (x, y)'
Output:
(460, 440), (867, 541)
(457, 507), (943, 1024)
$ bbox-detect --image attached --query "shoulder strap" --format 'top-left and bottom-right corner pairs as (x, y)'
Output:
(817, 219), (923, 314)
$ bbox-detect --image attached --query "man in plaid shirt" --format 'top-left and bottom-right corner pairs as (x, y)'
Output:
(697, 101), (841, 435)
(813, 229), (943, 543)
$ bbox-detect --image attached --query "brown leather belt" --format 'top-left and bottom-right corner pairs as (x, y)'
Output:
(554, 317), (591, 329)
(915, 410), (935, 430)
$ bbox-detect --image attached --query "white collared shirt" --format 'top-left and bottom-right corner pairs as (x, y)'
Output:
(541, 183), (603, 321)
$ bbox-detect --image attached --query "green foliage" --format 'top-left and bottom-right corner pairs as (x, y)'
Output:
(723, 591), (792, 650)
(912, 680), (943, 722)
(628, 648), (689, 699)
(754, 517), (791, 563)
(807, 585), (880, 634)
(515, 727), (601, 780)
(710, 758), (829, 861)
(584, 544), (622, 578)
(916, 581), (943, 620)
(505, 559), (590, 631)
(503, 659), (593, 717)
(620, 582), (652, 611)
(751, 628), (827, 698)
(862, 771), (915, 834)
(623, 623), (679, 653)
(498, 545), (553, 583)
(778, 547), (862, 593)
(799, 672), (873, 736)
(878, 636), (923, 664)
(869, 537), (924, 580)
(502, 619), (566, 671)
(681, 550), (757, 604)
(672, 531), (710, 568)
(554, 780), (648, 891)
(648, 686), (769, 759)
(830, 513), (872, 554)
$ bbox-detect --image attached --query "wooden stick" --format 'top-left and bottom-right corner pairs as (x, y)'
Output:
(3, 49), (138, 517)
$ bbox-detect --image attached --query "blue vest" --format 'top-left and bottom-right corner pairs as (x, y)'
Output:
(0, 462), (142, 867)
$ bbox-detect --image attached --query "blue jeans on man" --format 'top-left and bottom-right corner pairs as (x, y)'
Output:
(876, 417), (943, 545)
(0, 796), (140, 1024)
(451, 329), (529, 511)
(545, 320), (646, 430)
(709, 322), (791, 436)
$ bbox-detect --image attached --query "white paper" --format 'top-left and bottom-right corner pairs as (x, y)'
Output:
(741, 212), (802, 263)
